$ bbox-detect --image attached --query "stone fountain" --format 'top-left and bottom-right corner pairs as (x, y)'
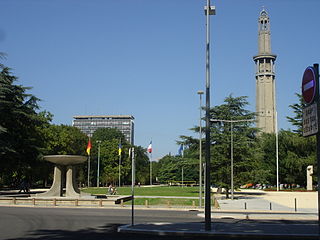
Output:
(37, 155), (90, 198)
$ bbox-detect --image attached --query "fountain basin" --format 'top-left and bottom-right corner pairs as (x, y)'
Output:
(44, 155), (87, 166)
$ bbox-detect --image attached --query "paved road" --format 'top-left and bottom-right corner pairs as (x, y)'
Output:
(0, 206), (201, 240)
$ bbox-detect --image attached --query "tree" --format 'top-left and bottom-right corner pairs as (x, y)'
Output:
(89, 128), (149, 186)
(286, 93), (306, 135)
(134, 146), (150, 184)
(209, 95), (261, 196)
(158, 95), (263, 196)
(258, 130), (316, 187)
(41, 124), (88, 155)
(34, 122), (88, 187)
(0, 66), (48, 186)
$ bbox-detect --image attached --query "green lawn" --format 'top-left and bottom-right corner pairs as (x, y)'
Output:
(82, 186), (216, 206)
(83, 186), (201, 197)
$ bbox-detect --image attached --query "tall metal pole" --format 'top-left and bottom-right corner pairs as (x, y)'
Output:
(230, 121), (234, 200)
(204, 0), (215, 231)
(119, 139), (121, 188)
(275, 111), (279, 191)
(273, 67), (279, 191)
(313, 63), (320, 227)
(211, 118), (254, 200)
(131, 147), (135, 226)
(150, 153), (152, 185)
(87, 132), (91, 188)
(198, 91), (204, 208)
(97, 141), (101, 187)
(87, 155), (90, 187)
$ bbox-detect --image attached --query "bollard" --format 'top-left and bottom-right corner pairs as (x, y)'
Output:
(53, 198), (57, 206)
(32, 198), (36, 206)
(294, 198), (297, 212)
(145, 200), (149, 208)
(192, 201), (195, 208)
(120, 199), (124, 207)
(269, 202), (272, 210)
(75, 199), (79, 206)
(244, 202), (247, 210)
(13, 197), (16, 205)
(167, 201), (171, 208)
(99, 199), (103, 207)
(213, 198), (220, 209)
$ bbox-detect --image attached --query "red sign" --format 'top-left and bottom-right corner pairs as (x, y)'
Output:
(302, 67), (316, 104)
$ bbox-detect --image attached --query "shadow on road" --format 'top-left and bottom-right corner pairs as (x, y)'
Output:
(7, 221), (318, 240)
(6, 224), (204, 240)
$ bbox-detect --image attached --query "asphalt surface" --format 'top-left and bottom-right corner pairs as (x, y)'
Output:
(1, 206), (319, 240)
(1, 189), (319, 239)
(0, 206), (202, 240)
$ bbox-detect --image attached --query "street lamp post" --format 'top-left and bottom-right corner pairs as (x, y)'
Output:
(96, 140), (101, 187)
(197, 90), (204, 208)
(204, 0), (215, 231)
(211, 118), (254, 200)
(119, 139), (122, 188)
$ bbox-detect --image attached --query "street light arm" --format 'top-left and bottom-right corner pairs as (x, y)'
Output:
(210, 119), (255, 123)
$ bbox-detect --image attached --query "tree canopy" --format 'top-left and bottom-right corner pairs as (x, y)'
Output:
(0, 66), (47, 185)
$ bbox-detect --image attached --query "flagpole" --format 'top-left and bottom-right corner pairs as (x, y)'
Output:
(147, 141), (152, 185)
(87, 137), (92, 188)
(131, 147), (135, 226)
(150, 152), (152, 185)
(87, 155), (90, 187)
(119, 153), (121, 187)
(119, 154), (121, 188)
(119, 139), (121, 188)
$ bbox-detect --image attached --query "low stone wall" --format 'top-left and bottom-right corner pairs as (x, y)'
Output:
(0, 196), (132, 207)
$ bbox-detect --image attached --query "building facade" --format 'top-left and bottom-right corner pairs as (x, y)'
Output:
(73, 115), (134, 144)
(253, 9), (277, 133)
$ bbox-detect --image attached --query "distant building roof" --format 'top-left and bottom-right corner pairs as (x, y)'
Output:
(73, 115), (134, 120)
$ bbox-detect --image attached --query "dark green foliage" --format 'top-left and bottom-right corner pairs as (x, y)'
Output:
(258, 131), (316, 186)
(286, 93), (305, 135)
(209, 95), (261, 191)
(89, 128), (149, 186)
(0, 66), (47, 186)
(157, 95), (261, 195)
(40, 124), (88, 155)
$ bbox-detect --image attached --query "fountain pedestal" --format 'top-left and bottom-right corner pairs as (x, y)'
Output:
(37, 155), (87, 198)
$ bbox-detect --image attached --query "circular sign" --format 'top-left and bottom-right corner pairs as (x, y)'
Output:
(302, 66), (316, 104)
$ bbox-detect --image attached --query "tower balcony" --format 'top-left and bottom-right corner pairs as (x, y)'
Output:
(253, 54), (277, 62)
(255, 72), (275, 77)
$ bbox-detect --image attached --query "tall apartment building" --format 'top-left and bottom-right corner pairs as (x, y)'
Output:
(253, 9), (277, 133)
(73, 115), (134, 144)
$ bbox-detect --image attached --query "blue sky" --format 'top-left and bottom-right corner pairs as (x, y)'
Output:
(1, 0), (320, 160)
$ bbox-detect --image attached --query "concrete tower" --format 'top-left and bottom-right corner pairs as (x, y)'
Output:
(253, 9), (277, 133)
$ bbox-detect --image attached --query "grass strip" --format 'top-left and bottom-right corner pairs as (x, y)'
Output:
(83, 186), (201, 197)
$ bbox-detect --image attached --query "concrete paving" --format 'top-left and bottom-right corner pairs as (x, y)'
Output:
(118, 220), (319, 239)
(119, 190), (320, 238)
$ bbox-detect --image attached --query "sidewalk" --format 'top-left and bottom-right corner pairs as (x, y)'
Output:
(118, 220), (319, 239)
(118, 190), (319, 238)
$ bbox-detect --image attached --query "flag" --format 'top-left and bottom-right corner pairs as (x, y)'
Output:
(147, 141), (152, 153)
(86, 139), (92, 155)
(118, 143), (122, 156)
(178, 144), (184, 157)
